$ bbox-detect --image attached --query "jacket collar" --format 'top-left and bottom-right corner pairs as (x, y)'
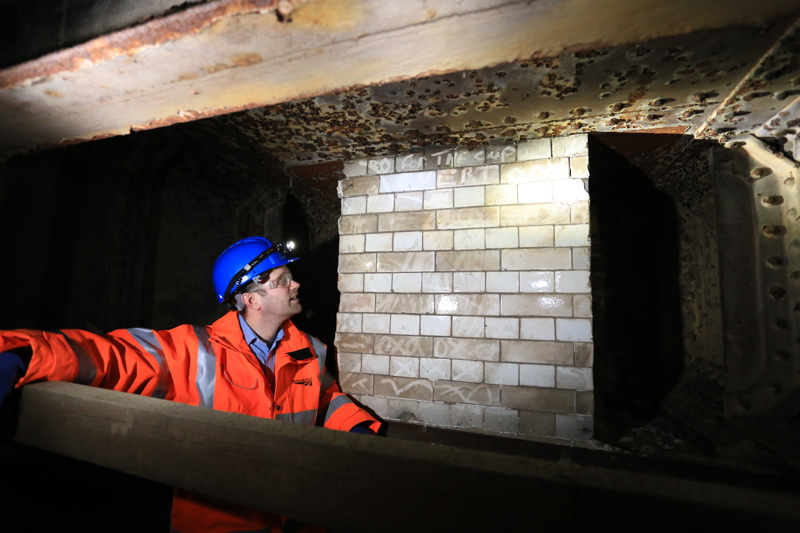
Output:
(210, 311), (307, 358)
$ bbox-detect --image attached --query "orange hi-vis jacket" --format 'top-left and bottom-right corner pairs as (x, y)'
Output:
(1, 311), (379, 533)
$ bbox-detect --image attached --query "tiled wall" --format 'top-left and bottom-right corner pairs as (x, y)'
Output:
(335, 135), (593, 443)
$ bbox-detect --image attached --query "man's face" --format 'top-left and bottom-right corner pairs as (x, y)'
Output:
(255, 266), (301, 320)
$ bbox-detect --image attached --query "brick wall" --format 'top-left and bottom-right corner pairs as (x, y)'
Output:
(335, 135), (593, 443)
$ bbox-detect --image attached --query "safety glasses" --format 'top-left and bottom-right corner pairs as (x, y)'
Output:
(254, 270), (293, 290)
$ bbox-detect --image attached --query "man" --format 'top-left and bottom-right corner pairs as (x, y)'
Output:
(0, 236), (380, 533)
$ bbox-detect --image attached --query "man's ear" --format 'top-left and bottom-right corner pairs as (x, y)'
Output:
(240, 291), (262, 312)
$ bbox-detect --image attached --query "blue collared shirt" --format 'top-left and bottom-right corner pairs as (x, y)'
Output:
(238, 313), (284, 373)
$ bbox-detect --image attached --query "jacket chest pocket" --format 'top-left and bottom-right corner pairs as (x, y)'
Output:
(218, 363), (261, 414)
(223, 364), (259, 390)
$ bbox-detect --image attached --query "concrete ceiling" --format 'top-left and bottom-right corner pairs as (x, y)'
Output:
(1, 0), (799, 164)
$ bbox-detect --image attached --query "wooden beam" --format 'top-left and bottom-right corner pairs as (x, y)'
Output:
(13, 382), (800, 531)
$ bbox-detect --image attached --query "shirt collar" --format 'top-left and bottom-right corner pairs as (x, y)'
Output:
(238, 313), (285, 353)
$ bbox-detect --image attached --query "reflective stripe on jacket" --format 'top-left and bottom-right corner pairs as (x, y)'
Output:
(1, 311), (379, 532)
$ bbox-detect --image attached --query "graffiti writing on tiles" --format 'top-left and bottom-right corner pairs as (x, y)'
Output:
(486, 145), (517, 163)
(426, 149), (455, 169)
(437, 165), (499, 188)
(368, 157), (394, 175)
(396, 153), (425, 172)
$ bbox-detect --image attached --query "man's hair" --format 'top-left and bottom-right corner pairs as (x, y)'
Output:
(231, 267), (276, 312)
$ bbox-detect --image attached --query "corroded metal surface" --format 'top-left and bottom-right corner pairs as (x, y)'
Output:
(714, 135), (800, 420)
(701, 19), (800, 155)
(1, 0), (800, 161)
(229, 20), (796, 165)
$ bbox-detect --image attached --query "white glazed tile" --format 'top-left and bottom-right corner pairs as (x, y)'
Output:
(394, 191), (424, 211)
(423, 230), (454, 250)
(424, 189), (453, 210)
(552, 180), (589, 202)
(337, 273), (364, 293)
(451, 316), (485, 338)
(570, 156), (589, 178)
(361, 354), (390, 374)
(519, 364), (556, 387)
(519, 272), (555, 293)
(392, 273), (422, 293)
(486, 272), (519, 293)
(393, 231), (423, 251)
(502, 248), (571, 271)
(572, 247), (590, 270)
(555, 224), (590, 247)
(451, 360), (484, 383)
(451, 404), (484, 429)
(574, 295), (592, 318)
(379, 171), (436, 192)
(485, 184), (518, 205)
(367, 157), (395, 175)
(486, 227), (519, 249)
(362, 313), (391, 334)
(390, 356), (420, 378)
(364, 233), (393, 252)
(518, 181), (553, 204)
(453, 228), (485, 250)
(453, 272), (486, 293)
(336, 313), (362, 333)
(555, 271), (590, 293)
(364, 273), (393, 292)
(339, 234), (365, 254)
(485, 317), (520, 339)
(485, 145), (517, 164)
(556, 366), (593, 390)
(519, 226), (554, 248)
(551, 134), (589, 157)
(342, 159), (369, 178)
(395, 153), (426, 173)
(366, 194), (395, 213)
(555, 318), (593, 341)
(418, 401), (451, 425)
(453, 186), (485, 207)
(520, 318), (556, 340)
(338, 352), (362, 373)
(341, 196), (367, 215)
(517, 139), (552, 161)
(420, 315), (452, 337)
(420, 358), (451, 380)
(485, 362), (519, 385)
(421, 272), (453, 293)
(391, 314), (420, 336)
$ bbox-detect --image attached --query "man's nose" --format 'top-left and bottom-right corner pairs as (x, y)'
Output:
(290, 278), (300, 289)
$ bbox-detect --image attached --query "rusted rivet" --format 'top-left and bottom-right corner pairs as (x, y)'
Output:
(761, 195), (783, 206)
(769, 286), (786, 299)
(767, 256), (785, 267)
(750, 167), (772, 178)
(762, 225), (785, 237)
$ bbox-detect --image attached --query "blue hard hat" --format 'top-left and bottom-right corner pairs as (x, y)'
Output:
(213, 236), (299, 304)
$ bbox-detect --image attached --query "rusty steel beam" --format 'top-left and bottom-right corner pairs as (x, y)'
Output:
(2, 0), (800, 159)
(13, 381), (800, 531)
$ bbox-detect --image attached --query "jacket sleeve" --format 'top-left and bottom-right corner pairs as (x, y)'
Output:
(306, 335), (381, 433)
(0, 327), (176, 399)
